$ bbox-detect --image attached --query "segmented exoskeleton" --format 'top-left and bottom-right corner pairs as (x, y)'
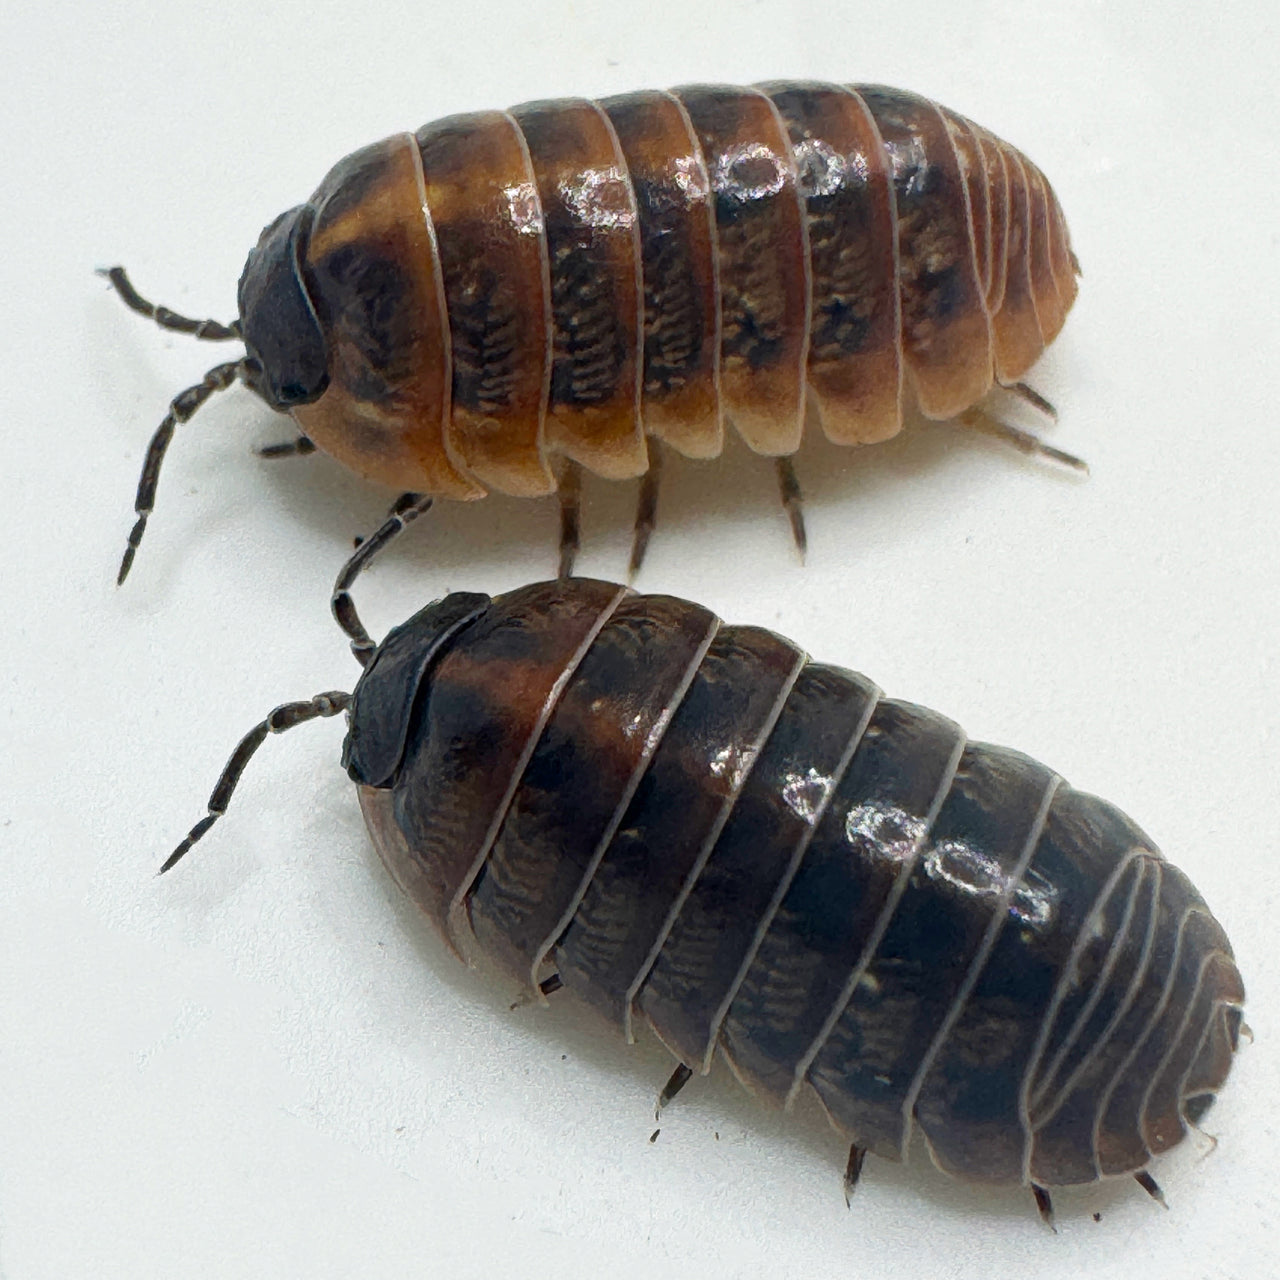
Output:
(106, 81), (1082, 583)
(166, 541), (1241, 1224)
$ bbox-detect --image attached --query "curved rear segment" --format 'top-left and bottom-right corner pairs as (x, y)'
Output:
(968, 123), (1080, 383)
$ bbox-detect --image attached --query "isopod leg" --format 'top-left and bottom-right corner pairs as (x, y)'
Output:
(1134, 1170), (1168, 1208)
(654, 1062), (693, 1121)
(958, 409), (1088, 474)
(629, 440), (663, 580)
(999, 380), (1058, 422)
(1031, 1183), (1057, 1231)
(332, 493), (434, 665)
(557, 459), (582, 580)
(843, 1144), (867, 1208)
(775, 457), (807, 561)
(99, 266), (242, 341)
(256, 435), (317, 459)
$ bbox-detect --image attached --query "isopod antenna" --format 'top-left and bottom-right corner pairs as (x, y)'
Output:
(99, 267), (249, 585)
(161, 490), (436, 873)
(159, 690), (351, 874)
(331, 493), (435, 666)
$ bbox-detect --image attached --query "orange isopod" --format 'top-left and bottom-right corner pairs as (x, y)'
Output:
(105, 81), (1082, 583)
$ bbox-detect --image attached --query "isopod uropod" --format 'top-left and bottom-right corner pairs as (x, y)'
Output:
(165, 511), (1243, 1225)
(106, 80), (1083, 583)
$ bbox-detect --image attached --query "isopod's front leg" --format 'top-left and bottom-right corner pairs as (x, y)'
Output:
(256, 435), (317, 459)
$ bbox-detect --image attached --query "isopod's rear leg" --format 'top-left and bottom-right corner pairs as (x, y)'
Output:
(1031, 1183), (1057, 1231)
(1134, 1170), (1168, 1208)
(654, 1062), (693, 1121)
(999, 379), (1058, 422)
(775, 456), (807, 560)
(256, 436), (317, 459)
(843, 1144), (867, 1208)
(959, 408), (1088, 473)
(629, 440), (663, 580)
(557, 459), (582, 579)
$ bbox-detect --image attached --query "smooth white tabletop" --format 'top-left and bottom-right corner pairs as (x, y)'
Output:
(2, 2), (1277, 1277)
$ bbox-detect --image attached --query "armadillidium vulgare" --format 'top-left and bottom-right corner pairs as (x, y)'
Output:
(164, 522), (1242, 1225)
(106, 81), (1083, 584)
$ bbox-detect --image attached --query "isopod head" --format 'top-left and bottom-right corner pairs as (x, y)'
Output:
(236, 205), (329, 410)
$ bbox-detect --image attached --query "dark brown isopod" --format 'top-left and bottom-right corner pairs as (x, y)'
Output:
(105, 81), (1083, 584)
(165, 538), (1242, 1225)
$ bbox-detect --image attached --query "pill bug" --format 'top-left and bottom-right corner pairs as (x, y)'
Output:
(106, 80), (1083, 584)
(163, 511), (1242, 1225)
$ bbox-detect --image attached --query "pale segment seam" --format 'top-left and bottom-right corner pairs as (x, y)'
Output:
(1001, 145), (1047, 351)
(785, 723), (969, 1111)
(1017, 162), (1060, 347)
(1175, 983), (1244, 1113)
(898, 771), (1063, 1163)
(1031, 856), (1163, 1130)
(1017, 845), (1151, 1186)
(1088, 902), (1210, 1178)
(974, 127), (1010, 317)
(405, 131), (471, 491)
(663, 88), (725, 453)
(1138, 947), (1229, 1150)
(444, 585), (631, 951)
(927, 94), (996, 375)
(528, 613), (724, 995)
(756, 83), (813, 454)
(1024, 846), (1150, 1117)
(697, 677), (884, 1075)
(622, 641), (809, 1044)
(501, 107), (555, 479)
(589, 96), (647, 468)
(844, 84), (904, 438)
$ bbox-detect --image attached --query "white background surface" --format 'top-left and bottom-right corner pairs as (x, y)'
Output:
(2, 2), (1277, 1276)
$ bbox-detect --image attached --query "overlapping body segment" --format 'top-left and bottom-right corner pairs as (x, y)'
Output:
(349, 579), (1242, 1194)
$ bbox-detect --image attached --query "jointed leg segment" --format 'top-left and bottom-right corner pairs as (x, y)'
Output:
(331, 493), (434, 665)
